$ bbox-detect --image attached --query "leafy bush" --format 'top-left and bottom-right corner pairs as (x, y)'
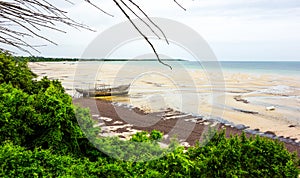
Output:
(130, 130), (163, 142)
(0, 52), (36, 93)
(0, 142), (110, 177)
(0, 52), (98, 156)
(187, 131), (299, 177)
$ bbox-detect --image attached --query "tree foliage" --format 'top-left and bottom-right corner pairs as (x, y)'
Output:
(0, 52), (36, 92)
(0, 52), (98, 156)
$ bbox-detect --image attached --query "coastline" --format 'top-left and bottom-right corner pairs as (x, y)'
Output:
(29, 61), (300, 151)
(73, 98), (300, 157)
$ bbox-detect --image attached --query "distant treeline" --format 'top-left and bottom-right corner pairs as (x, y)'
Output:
(15, 56), (78, 62)
(15, 56), (185, 62)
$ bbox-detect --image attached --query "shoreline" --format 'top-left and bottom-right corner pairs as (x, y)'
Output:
(29, 61), (300, 146)
(73, 98), (300, 157)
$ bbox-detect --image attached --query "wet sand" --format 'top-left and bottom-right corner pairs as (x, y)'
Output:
(73, 98), (300, 157)
(29, 61), (300, 142)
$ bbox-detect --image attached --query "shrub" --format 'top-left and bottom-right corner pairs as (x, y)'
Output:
(0, 142), (108, 177)
(0, 52), (36, 93)
(188, 131), (299, 177)
(0, 52), (98, 156)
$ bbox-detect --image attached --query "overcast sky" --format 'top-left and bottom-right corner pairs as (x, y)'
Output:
(14, 0), (300, 61)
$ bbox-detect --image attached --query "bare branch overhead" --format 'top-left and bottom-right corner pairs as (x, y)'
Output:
(174, 0), (186, 11)
(0, 0), (91, 53)
(113, 0), (172, 69)
(0, 0), (186, 68)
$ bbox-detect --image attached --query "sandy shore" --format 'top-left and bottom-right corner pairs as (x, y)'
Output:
(29, 61), (300, 142)
(73, 98), (300, 157)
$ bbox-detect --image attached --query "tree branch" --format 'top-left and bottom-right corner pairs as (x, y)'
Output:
(113, 0), (172, 69)
(0, 0), (91, 54)
(174, 0), (186, 11)
(128, 0), (169, 45)
(0, 0), (186, 69)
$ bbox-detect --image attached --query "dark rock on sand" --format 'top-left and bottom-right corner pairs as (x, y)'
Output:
(265, 131), (276, 135)
(235, 124), (250, 130)
(234, 95), (249, 103)
(233, 108), (259, 114)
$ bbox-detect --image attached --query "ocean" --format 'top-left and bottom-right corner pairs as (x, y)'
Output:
(94, 60), (300, 76)
(218, 61), (300, 76)
(139, 60), (300, 75)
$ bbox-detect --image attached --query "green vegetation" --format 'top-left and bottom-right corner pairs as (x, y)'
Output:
(0, 52), (299, 177)
(15, 56), (185, 62)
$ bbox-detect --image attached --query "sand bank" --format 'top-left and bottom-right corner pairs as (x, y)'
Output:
(29, 61), (300, 141)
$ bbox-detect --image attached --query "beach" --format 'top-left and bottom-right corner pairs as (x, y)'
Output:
(72, 97), (300, 157)
(29, 61), (300, 148)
